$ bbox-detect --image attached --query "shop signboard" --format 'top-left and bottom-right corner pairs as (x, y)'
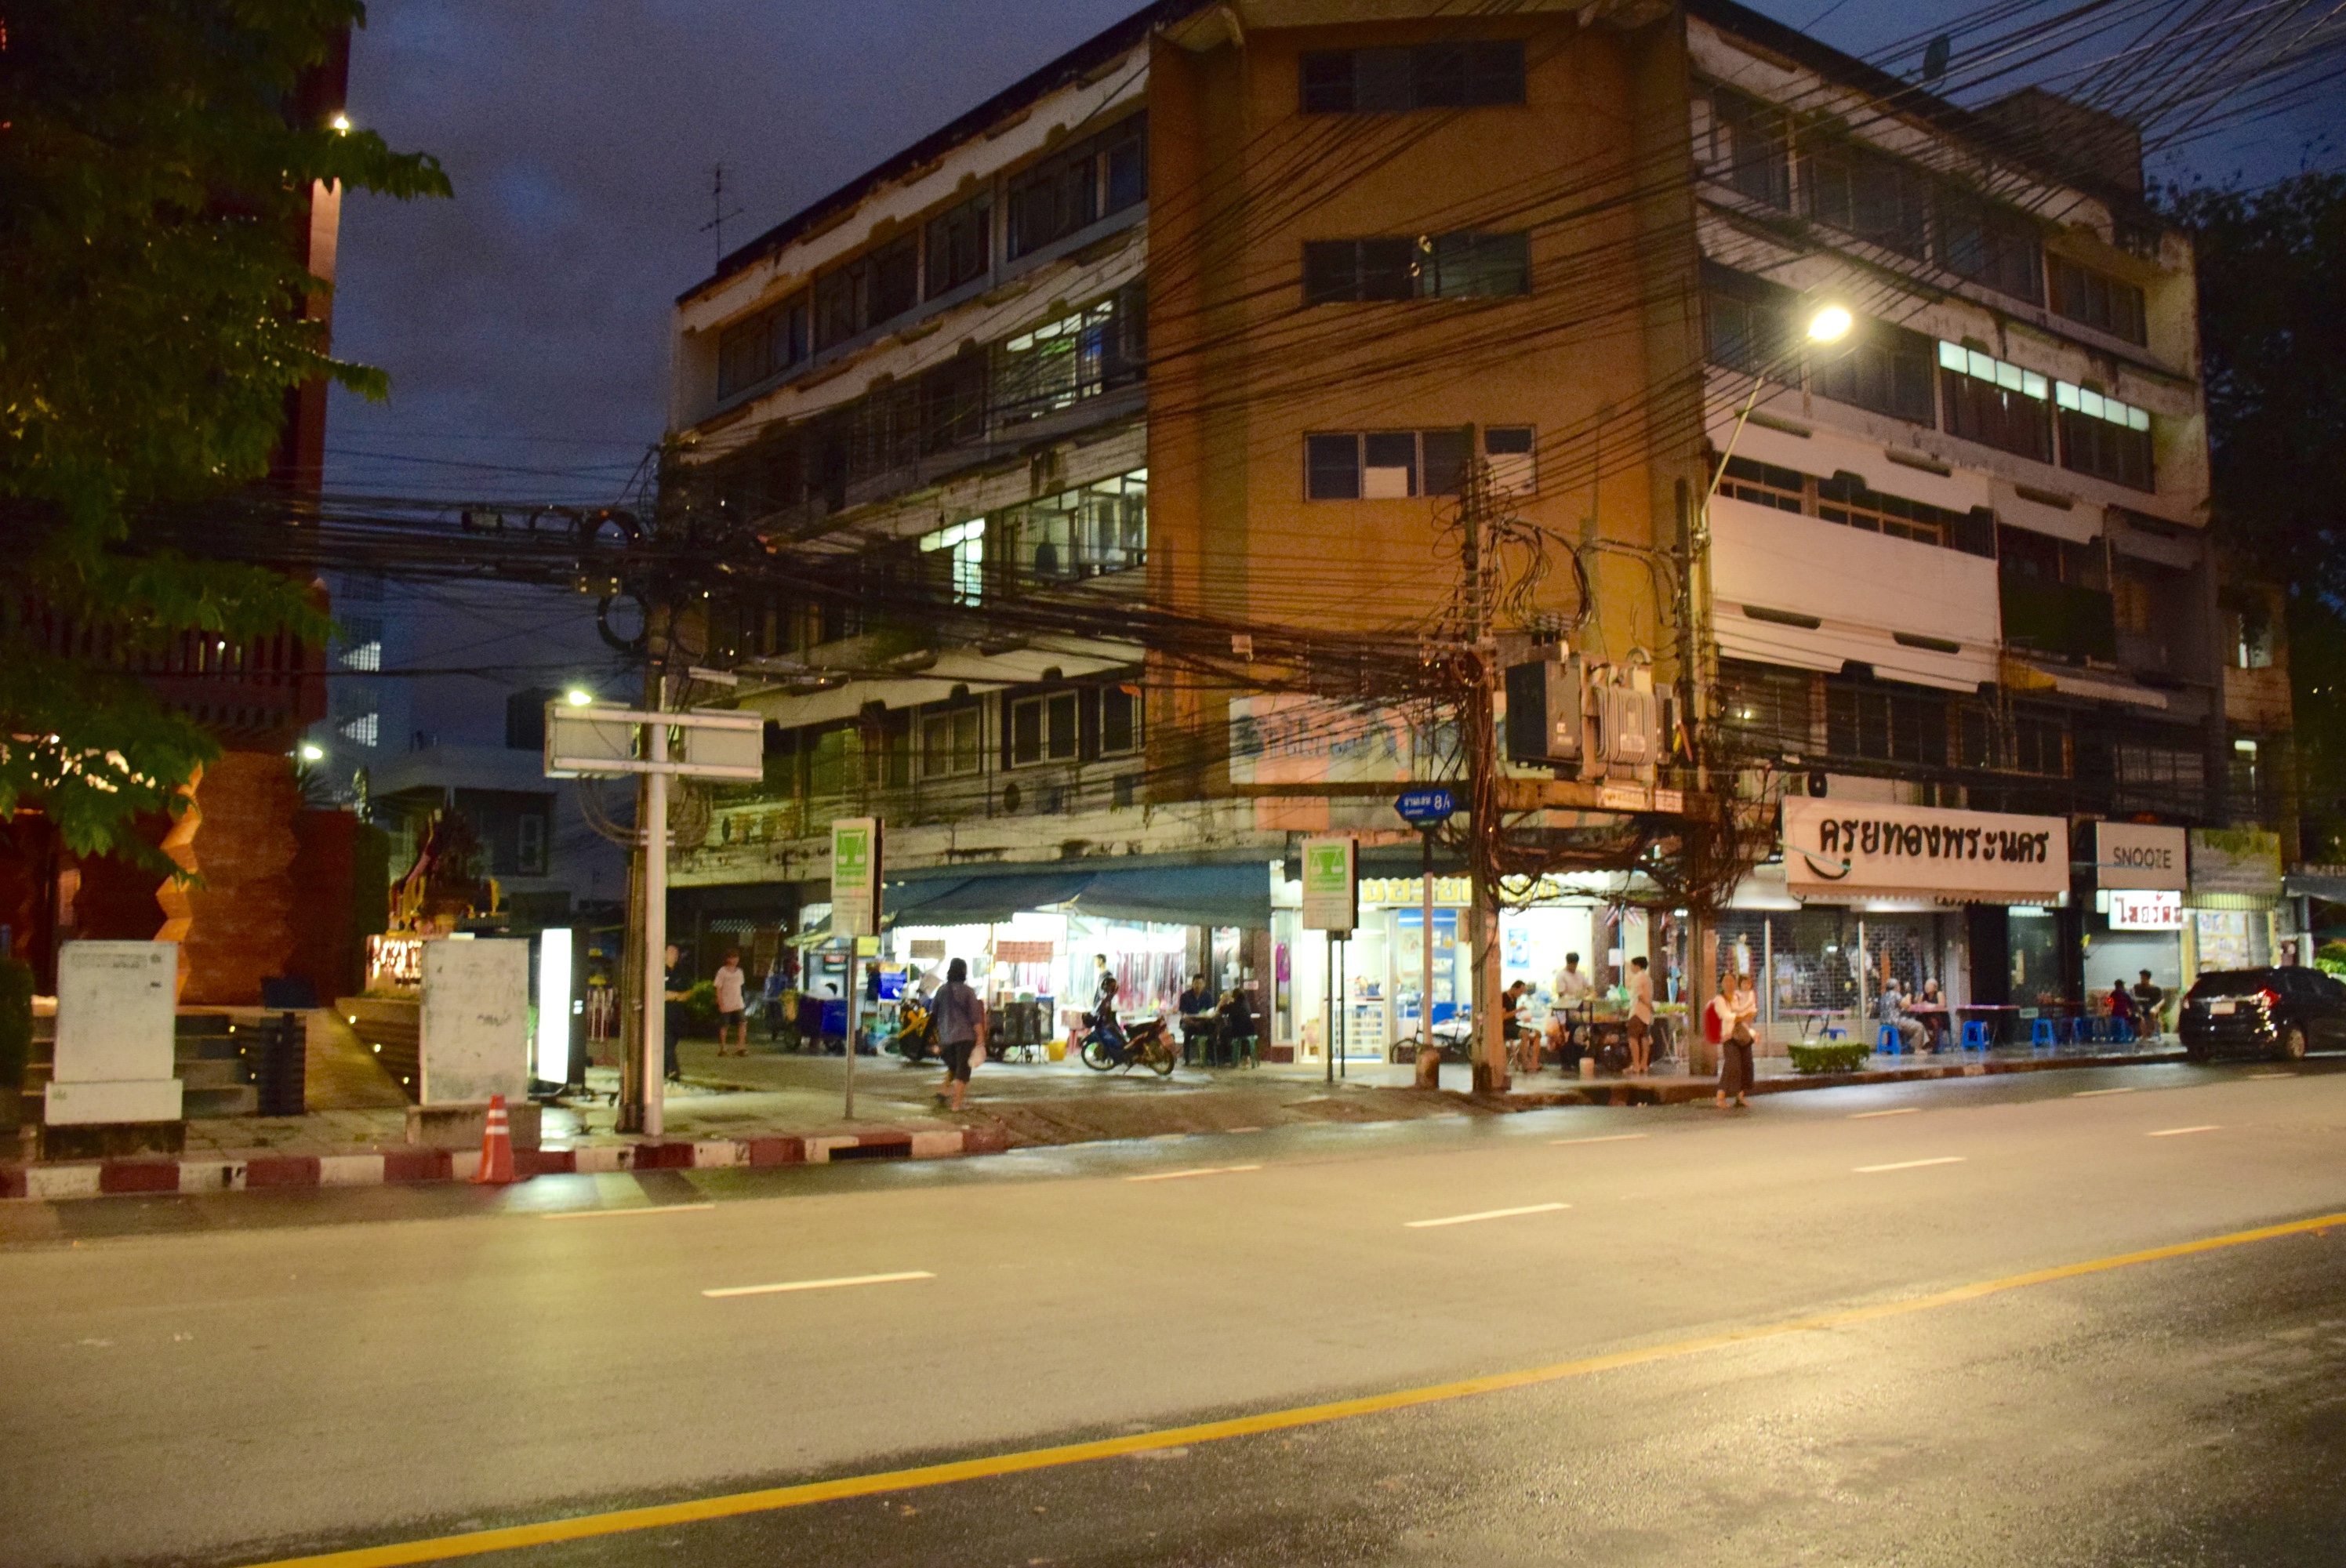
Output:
(1301, 837), (1358, 934)
(1229, 695), (1423, 786)
(1780, 798), (2068, 904)
(1394, 786), (1457, 825)
(831, 818), (882, 938)
(2188, 827), (2282, 898)
(2108, 888), (2185, 931)
(2094, 822), (2188, 891)
(995, 940), (1055, 966)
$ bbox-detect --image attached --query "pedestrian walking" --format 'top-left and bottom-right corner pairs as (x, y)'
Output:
(931, 956), (988, 1112)
(714, 949), (749, 1056)
(1714, 971), (1757, 1109)
(1626, 956), (1654, 1076)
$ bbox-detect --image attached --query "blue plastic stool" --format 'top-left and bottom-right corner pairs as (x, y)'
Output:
(2113, 1018), (2135, 1044)
(1877, 1023), (1904, 1055)
(2030, 1016), (2056, 1048)
(1961, 1020), (1990, 1049)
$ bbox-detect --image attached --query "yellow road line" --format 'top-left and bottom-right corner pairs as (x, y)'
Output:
(239, 1209), (2346, 1568)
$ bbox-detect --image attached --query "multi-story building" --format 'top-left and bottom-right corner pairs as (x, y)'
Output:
(660, 0), (2292, 1061)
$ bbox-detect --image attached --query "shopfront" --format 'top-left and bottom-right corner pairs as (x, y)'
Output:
(2184, 828), (2287, 982)
(1746, 797), (2072, 1044)
(2082, 822), (2187, 1013)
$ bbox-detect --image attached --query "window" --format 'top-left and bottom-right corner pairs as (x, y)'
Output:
(1717, 455), (1806, 513)
(2054, 382), (2152, 490)
(337, 712), (380, 748)
(1936, 188), (2044, 303)
(1959, 705), (1997, 769)
(1006, 113), (1147, 260)
(1298, 42), (1524, 113)
(1801, 141), (1928, 257)
(1009, 691), (1080, 766)
(1306, 429), (1482, 499)
(919, 518), (986, 604)
(2048, 256), (2145, 343)
(1721, 660), (1813, 753)
(864, 710), (913, 790)
(995, 282), (1146, 423)
(1812, 319), (1936, 425)
(1302, 232), (1529, 303)
(812, 231), (920, 352)
(2232, 597), (2275, 669)
(1100, 683), (1142, 756)
(2012, 710), (2066, 776)
(2230, 737), (2263, 808)
(924, 193), (992, 299)
(1701, 85), (1790, 209)
(1003, 469), (1147, 586)
(717, 293), (810, 399)
(1702, 264), (1797, 376)
(516, 813), (547, 877)
(921, 706), (982, 778)
(1484, 426), (1536, 494)
(1938, 341), (2052, 463)
(1815, 473), (1970, 548)
(1827, 682), (1948, 766)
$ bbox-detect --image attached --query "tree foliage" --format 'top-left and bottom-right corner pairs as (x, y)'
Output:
(0, 1), (448, 858)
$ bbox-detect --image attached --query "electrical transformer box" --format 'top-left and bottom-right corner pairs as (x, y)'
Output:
(1504, 657), (1582, 768)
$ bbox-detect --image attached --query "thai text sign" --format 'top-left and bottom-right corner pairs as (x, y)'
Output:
(1301, 837), (1358, 934)
(1781, 798), (2068, 903)
(831, 818), (881, 938)
(2108, 888), (2184, 931)
(2095, 822), (2187, 891)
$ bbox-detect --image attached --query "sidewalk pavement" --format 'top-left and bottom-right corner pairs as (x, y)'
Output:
(0, 1030), (2184, 1201)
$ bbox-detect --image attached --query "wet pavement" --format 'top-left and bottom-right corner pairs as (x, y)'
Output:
(2, 1058), (2339, 1566)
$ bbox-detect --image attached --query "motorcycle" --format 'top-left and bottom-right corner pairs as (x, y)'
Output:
(1078, 1013), (1178, 1076)
(893, 997), (936, 1064)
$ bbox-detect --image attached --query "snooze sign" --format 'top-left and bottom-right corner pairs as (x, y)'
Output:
(2095, 822), (2188, 892)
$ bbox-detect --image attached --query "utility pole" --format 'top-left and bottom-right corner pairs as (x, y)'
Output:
(1462, 462), (1507, 1094)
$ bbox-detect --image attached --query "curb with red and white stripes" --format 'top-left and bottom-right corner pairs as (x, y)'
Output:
(0, 1126), (1008, 1203)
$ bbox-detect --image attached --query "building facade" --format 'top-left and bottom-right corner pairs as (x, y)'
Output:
(659, 0), (2292, 1058)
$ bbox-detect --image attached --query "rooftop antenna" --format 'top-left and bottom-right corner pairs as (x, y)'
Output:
(700, 163), (744, 270)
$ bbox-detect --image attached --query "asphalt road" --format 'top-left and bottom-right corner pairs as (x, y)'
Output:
(3, 1060), (2342, 1567)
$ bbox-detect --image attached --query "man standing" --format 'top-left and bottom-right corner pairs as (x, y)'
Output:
(2131, 970), (2165, 1036)
(713, 949), (749, 1057)
(1552, 952), (1591, 1059)
(931, 956), (987, 1112)
(661, 944), (688, 1083)
(1626, 955), (1654, 1076)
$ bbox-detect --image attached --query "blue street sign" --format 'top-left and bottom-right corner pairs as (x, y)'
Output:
(1394, 787), (1458, 826)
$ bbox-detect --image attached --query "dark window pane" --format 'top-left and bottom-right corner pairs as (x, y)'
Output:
(1103, 113), (1148, 212)
(1363, 431), (1418, 497)
(1303, 241), (1358, 304)
(1943, 369), (2052, 463)
(2059, 411), (2154, 490)
(1814, 320), (1936, 425)
(814, 266), (860, 350)
(1937, 188), (2044, 303)
(924, 194), (991, 299)
(1430, 231), (1529, 298)
(1710, 86), (1789, 209)
(1101, 684), (1138, 754)
(1360, 237), (1415, 300)
(1465, 42), (1526, 106)
(1354, 47), (1413, 111)
(1011, 700), (1042, 766)
(1306, 434), (1360, 499)
(870, 233), (918, 323)
(1299, 50), (1353, 113)
(1421, 428), (1470, 495)
(1415, 43), (1469, 107)
(2049, 256), (2146, 343)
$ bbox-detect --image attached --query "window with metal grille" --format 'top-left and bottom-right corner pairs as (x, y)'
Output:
(1812, 319), (1936, 425)
(1298, 42), (1523, 113)
(1699, 84), (1790, 209)
(717, 294), (810, 400)
(1936, 188), (2044, 303)
(2048, 256), (2145, 343)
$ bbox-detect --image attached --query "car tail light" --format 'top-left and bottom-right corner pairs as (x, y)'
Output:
(2257, 988), (2282, 1011)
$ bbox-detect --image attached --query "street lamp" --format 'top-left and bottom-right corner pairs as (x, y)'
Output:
(565, 687), (595, 707)
(330, 113), (351, 134)
(299, 742), (325, 762)
(1806, 303), (1854, 343)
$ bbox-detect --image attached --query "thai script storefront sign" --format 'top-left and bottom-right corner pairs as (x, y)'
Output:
(1229, 695), (1447, 786)
(2108, 888), (2185, 930)
(1781, 798), (2069, 904)
(2094, 822), (2188, 891)
(2188, 827), (2282, 899)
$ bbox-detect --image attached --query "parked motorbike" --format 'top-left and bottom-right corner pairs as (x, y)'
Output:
(893, 997), (935, 1065)
(1078, 1014), (1178, 1076)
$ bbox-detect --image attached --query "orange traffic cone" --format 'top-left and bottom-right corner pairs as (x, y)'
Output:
(474, 1094), (518, 1185)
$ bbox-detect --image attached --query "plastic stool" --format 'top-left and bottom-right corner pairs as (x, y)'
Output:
(1962, 1020), (1990, 1049)
(1877, 1023), (1904, 1055)
(2112, 1018), (2134, 1045)
(2030, 1016), (2056, 1048)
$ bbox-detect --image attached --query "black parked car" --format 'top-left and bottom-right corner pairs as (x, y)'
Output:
(2178, 967), (2346, 1062)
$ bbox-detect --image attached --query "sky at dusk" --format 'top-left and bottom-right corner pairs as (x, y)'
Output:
(323, 0), (2345, 510)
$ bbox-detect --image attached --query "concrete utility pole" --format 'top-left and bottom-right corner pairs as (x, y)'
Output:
(1462, 463), (1507, 1095)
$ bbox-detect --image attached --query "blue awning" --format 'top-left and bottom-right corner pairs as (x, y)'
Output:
(904, 871), (1097, 924)
(1068, 863), (1270, 928)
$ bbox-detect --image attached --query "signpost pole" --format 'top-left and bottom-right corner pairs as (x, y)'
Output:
(830, 817), (882, 1122)
(641, 702), (668, 1138)
(1325, 938), (1335, 1086)
(1422, 826), (1436, 1054)
(843, 938), (858, 1122)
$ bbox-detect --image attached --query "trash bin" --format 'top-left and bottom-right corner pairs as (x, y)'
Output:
(258, 1011), (307, 1117)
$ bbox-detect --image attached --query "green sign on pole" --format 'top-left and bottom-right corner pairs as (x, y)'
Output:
(1300, 836), (1356, 935)
(832, 817), (881, 938)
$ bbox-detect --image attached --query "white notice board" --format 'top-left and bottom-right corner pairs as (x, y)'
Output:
(56, 941), (178, 1084)
(419, 939), (531, 1105)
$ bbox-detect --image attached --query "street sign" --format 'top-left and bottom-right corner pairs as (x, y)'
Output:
(543, 704), (765, 780)
(1394, 786), (1457, 826)
(831, 817), (882, 938)
(1300, 836), (1357, 935)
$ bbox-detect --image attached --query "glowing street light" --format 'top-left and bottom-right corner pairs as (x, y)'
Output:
(565, 688), (595, 707)
(299, 742), (325, 762)
(330, 113), (351, 134)
(1806, 303), (1854, 343)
